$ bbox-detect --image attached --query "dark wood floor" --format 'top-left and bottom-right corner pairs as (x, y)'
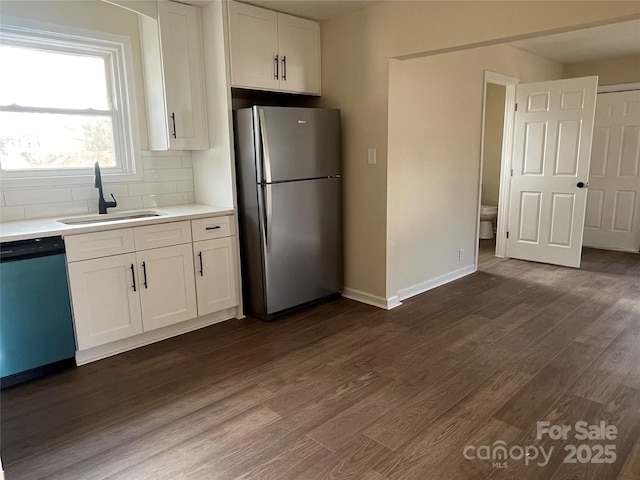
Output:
(2, 242), (639, 479)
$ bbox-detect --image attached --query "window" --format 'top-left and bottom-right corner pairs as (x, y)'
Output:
(0, 20), (140, 185)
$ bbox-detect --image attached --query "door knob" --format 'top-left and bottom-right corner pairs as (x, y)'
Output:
(577, 181), (588, 188)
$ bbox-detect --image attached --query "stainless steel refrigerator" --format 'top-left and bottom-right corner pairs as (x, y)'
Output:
(234, 106), (343, 321)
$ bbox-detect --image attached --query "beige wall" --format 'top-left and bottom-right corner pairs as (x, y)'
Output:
(1, 0), (150, 149)
(387, 44), (562, 297)
(320, 1), (640, 302)
(564, 54), (640, 85)
(482, 83), (506, 207)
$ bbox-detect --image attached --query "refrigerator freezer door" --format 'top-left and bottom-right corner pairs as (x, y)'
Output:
(258, 107), (341, 182)
(261, 177), (342, 315)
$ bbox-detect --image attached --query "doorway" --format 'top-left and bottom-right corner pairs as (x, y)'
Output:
(480, 83), (506, 246)
(477, 72), (517, 266)
(478, 74), (601, 268)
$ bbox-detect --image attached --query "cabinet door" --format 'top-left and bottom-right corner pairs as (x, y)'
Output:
(228, 1), (280, 91)
(194, 237), (239, 316)
(157, 0), (208, 150)
(277, 13), (320, 95)
(68, 254), (143, 350)
(138, 244), (197, 331)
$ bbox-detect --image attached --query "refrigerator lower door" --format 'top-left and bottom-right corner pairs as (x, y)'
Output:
(261, 178), (342, 316)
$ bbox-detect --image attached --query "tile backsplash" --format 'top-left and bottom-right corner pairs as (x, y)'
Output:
(0, 151), (195, 222)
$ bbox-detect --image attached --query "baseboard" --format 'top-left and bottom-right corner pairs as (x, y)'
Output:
(397, 265), (476, 301)
(583, 244), (640, 254)
(76, 307), (238, 365)
(342, 288), (402, 310)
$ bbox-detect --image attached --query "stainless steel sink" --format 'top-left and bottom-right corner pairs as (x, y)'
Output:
(58, 210), (165, 225)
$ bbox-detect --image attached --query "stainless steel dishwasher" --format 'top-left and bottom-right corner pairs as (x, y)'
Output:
(0, 236), (76, 388)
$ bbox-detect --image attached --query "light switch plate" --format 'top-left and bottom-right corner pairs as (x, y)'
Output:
(368, 148), (376, 165)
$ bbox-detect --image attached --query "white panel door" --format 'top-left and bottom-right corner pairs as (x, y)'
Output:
(583, 90), (640, 252)
(277, 12), (320, 95)
(228, 1), (280, 91)
(67, 254), (143, 350)
(194, 237), (239, 316)
(507, 77), (598, 268)
(138, 244), (197, 332)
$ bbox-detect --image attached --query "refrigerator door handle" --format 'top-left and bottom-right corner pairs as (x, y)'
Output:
(265, 184), (273, 253)
(258, 108), (272, 183)
(258, 184), (273, 254)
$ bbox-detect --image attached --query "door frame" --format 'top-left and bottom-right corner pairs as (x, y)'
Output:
(597, 82), (640, 94)
(476, 71), (519, 269)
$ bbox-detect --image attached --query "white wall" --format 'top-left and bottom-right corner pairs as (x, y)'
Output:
(564, 54), (640, 85)
(192, 1), (236, 209)
(320, 1), (640, 305)
(387, 44), (563, 299)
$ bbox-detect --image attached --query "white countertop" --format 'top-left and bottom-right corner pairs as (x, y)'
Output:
(0, 204), (236, 243)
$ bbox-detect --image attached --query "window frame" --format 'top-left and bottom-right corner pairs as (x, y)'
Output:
(0, 18), (142, 187)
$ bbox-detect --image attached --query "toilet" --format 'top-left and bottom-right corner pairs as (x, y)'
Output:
(479, 205), (498, 239)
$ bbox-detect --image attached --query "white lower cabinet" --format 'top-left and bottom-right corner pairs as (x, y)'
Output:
(194, 237), (239, 316)
(69, 244), (197, 349)
(139, 243), (197, 332)
(67, 253), (143, 350)
(65, 216), (239, 357)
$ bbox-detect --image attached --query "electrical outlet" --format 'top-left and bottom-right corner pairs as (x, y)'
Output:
(458, 249), (465, 262)
(367, 148), (377, 165)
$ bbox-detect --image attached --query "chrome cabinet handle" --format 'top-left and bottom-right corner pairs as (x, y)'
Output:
(282, 55), (287, 81)
(274, 54), (279, 80)
(171, 113), (177, 139)
(142, 261), (148, 289)
(198, 251), (203, 277)
(130, 264), (137, 292)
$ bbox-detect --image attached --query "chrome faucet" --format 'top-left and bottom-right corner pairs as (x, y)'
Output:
(94, 162), (117, 214)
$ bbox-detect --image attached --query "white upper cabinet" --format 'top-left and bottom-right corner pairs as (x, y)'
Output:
(228, 1), (321, 95)
(276, 12), (321, 95)
(228, 2), (280, 91)
(141, 1), (209, 150)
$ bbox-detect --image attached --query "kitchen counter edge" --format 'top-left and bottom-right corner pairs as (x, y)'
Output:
(0, 204), (236, 243)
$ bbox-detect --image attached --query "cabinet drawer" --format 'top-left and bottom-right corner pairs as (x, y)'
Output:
(191, 216), (235, 241)
(65, 229), (135, 262)
(134, 221), (192, 251)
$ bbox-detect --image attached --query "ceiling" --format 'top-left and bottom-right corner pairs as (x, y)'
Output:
(187, 0), (380, 20)
(243, 1), (383, 20)
(510, 19), (640, 64)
